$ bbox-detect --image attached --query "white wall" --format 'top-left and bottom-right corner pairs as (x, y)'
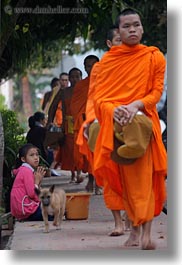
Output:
(0, 79), (13, 108)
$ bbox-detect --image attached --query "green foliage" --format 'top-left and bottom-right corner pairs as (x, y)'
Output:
(0, 94), (7, 109)
(0, 206), (5, 214)
(0, 0), (167, 81)
(1, 109), (26, 168)
(0, 109), (26, 210)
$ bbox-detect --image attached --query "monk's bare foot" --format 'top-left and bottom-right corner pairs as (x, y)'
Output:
(53, 221), (58, 226)
(141, 220), (155, 250)
(141, 239), (156, 250)
(110, 210), (124, 236)
(124, 225), (140, 247)
(109, 228), (124, 236)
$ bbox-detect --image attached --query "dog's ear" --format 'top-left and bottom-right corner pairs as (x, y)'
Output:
(35, 187), (41, 196)
(49, 185), (55, 193)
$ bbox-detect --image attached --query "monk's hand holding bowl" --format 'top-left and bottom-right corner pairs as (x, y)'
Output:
(121, 100), (144, 124)
(113, 106), (130, 126)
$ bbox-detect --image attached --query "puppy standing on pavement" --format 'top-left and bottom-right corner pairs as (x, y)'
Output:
(35, 185), (66, 233)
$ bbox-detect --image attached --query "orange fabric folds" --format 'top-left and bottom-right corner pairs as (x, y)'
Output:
(76, 63), (99, 173)
(93, 44), (167, 225)
(70, 77), (90, 172)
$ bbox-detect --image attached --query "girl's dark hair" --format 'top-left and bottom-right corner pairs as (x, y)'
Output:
(28, 115), (35, 128)
(50, 77), (59, 89)
(15, 143), (38, 169)
(33, 111), (45, 122)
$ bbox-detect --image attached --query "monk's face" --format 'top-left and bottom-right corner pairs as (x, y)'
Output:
(60, 74), (69, 88)
(84, 59), (98, 76)
(106, 29), (121, 48)
(118, 14), (144, 46)
(112, 31), (122, 46)
(69, 70), (82, 87)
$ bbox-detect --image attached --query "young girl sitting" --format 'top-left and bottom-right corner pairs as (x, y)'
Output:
(11, 143), (48, 221)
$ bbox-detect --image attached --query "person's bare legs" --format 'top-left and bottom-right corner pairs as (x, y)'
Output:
(95, 183), (103, 195)
(85, 173), (94, 192)
(124, 225), (140, 247)
(75, 170), (84, 183)
(69, 171), (76, 183)
(141, 220), (156, 250)
(109, 210), (124, 236)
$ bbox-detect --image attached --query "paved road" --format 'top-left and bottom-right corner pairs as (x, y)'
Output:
(7, 171), (167, 250)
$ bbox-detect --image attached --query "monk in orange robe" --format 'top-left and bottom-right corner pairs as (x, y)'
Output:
(77, 28), (128, 235)
(61, 68), (83, 182)
(70, 55), (99, 186)
(50, 68), (82, 182)
(53, 73), (69, 127)
(46, 75), (68, 168)
(93, 9), (167, 249)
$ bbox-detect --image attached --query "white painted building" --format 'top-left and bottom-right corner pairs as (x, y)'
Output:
(0, 79), (14, 109)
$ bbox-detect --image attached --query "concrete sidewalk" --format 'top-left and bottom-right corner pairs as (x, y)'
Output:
(7, 171), (167, 250)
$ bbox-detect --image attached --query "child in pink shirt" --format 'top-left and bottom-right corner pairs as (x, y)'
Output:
(10, 143), (46, 221)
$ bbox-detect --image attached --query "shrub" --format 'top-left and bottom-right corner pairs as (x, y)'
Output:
(1, 109), (26, 211)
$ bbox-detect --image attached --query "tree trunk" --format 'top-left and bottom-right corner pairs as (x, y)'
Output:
(0, 113), (4, 207)
(21, 75), (33, 118)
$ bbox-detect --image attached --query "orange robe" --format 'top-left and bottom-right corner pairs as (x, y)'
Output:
(54, 101), (63, 127)
(93, 44), (167, 226)
(77, 63), (124, 210)
(70, 77), (91, 172)
(58, 87), (75, 171)
(76, 64), (99, 172)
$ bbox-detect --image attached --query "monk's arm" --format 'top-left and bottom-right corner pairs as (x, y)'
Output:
(47, 90), (62, 124)
(140, 51), (166, 110)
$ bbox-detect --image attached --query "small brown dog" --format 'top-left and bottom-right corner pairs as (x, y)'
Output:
(35, 185), (66, 233)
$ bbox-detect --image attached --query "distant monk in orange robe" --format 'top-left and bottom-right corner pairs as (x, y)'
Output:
(93, 8), (167, 250)
(60, 68), (83, 182)
(53, 72), (69, 127)
(77, 28), (128, 235)
(42, 78), (60, 113)
(47, 74), (68, 169)
(49, 68), (83, 182)
(70, 55), (100, 191)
